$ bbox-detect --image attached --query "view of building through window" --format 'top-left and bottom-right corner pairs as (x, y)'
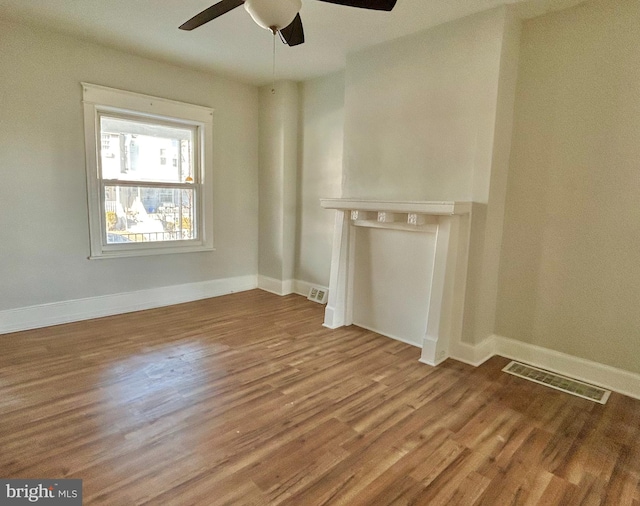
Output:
(100, 116), (197, 244)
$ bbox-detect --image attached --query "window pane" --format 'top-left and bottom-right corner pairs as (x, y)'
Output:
(105, 186), (197, 243)
(100, 116), (194, 183)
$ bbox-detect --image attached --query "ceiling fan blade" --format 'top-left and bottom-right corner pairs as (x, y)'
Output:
(315, 0), (396, 11)
(279, 13), (305, 46)
(179, 0), (245, 30)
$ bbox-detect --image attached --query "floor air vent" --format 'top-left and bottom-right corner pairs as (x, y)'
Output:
(502, 361), (610, 404)
(307, 286), (328, 304)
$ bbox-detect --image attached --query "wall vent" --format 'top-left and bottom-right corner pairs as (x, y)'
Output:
(502, 361), (611, 404)
(307, 286), (328, 304)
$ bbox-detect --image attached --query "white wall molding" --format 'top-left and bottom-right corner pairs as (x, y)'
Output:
(493, 335), (640, 401)
(0, 275), (257, 335)
(449, 334), (640, 400)
(1, 275), (323, 336)
(358, 323), (421, 349)
(450, 334), (497, 367)
(292, 280), (329, 299)
(257, 275), (294, 296)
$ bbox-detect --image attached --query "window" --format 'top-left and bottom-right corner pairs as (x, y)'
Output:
(82, 83), (214, 258)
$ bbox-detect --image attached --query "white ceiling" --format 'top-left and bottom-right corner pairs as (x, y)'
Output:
(0, 0), (584, 85)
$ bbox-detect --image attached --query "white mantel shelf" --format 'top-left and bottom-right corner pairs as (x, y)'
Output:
(320, 199), (472, 215)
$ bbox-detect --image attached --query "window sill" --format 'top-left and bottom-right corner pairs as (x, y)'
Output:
(89, 244), (215, 260)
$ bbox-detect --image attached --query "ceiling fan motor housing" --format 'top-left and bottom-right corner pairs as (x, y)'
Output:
(244, 0), (302, 31)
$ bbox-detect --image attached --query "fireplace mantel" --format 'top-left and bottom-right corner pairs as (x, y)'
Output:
(321, 198), (472, 366)
(320, 198), (471, 215)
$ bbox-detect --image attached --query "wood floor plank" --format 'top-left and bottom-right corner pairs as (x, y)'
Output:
(0, 289), (639, 505)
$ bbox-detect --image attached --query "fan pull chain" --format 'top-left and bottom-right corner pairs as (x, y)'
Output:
(271, 29), (276, 94)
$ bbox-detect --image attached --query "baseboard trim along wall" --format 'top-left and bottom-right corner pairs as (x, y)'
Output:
(0, 275), (258, 335)
(257, 276), (330, 300)
(356, 322), (422, 349)
(451, 334), (640, 401)
(292, 280), (329, 299)
(450, 335), (497, 367)
(1, 276), (326, 335)
(257, 275), (294, 296)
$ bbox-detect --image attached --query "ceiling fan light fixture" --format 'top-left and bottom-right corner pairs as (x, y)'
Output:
(244, 0), (302, 31)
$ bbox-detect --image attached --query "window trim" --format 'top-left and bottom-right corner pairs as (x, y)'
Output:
(82, 83), (214, 259)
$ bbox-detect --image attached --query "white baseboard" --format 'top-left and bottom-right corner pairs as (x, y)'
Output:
(322, 305), (344, 329)
(257, 275), (295, 296)
(292, 280), (330, 301)
(0, 275), (257, 335)
(354, 322), (422, 349)
(449, 333), (640, 401)
(493, 334), (640, 401)
(291, 280), (321, 297)
(450, 335), (497, 367)
(292, 279), (313, 297)
(0, 274), (325, 335)
(257, 277), (329, 299)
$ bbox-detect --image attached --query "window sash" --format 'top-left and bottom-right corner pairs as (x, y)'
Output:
(100, 182), (201, 245)
(96, 111), (200, 185)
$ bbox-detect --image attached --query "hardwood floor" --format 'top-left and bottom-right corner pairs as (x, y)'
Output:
(1, 289), (639, 505)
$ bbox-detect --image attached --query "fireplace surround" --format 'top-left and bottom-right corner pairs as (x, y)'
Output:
(320, 199), (472, 366)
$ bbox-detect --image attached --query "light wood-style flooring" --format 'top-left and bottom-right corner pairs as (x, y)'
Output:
(1, 290), (639, 505)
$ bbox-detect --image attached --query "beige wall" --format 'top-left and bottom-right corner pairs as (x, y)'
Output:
(462, 11), (521, 345)
(0, 19), (259, 310)
(341, 8), (508, 203)
(295, 72), (345, 287)
(258, 81), (299, 285)
(496, 0), (640, 373)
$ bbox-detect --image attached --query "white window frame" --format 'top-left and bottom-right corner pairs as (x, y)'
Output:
(82, 83), (214, 259)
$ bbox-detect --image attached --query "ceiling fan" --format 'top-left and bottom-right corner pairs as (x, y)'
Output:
(179, 0), (397, 47)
